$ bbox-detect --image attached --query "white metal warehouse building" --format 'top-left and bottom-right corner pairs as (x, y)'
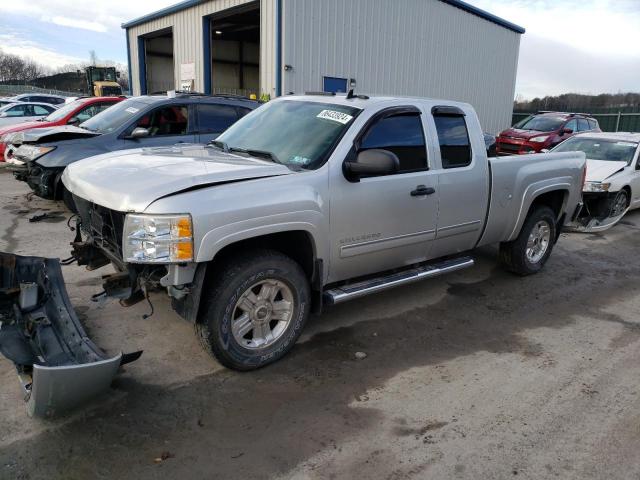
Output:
(123, 0), (524, 132)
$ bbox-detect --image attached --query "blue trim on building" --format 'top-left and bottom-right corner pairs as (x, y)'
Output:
(125, 31), (133, 95)
(439, 0), (525, 33)
(275, 0), (282, 97)
(202, 16), (212, 95)
(122, 0), (524, 34)
(137, 37), (148, 95)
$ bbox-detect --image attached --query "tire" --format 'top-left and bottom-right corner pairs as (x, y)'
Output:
(54, 172), (78, 213)
(195, 249), (310, 371)
(610, 190), (629, 217)
(499, 206), (557, 276)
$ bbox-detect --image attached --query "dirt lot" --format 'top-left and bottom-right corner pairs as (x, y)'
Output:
(1, 165), (640, 480)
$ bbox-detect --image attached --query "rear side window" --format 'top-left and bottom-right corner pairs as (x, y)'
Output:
(588, 119), (598, 130)
(578, 118), (591, 131)
(360, 113), (427, 173)
(433, 114), (472, 168)
(197, 104), (239, 133)
(75, 103), (113, 122)
(33, 105), (51, 115)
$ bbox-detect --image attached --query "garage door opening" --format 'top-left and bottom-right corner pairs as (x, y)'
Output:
(142, 28), (174, 94)
(208, 2), (260, 97)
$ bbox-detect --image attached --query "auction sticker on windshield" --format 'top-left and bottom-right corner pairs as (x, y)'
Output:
(317, 110), (353, 125)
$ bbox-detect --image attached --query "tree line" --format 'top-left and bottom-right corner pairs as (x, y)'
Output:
(515, 92), (640, 113)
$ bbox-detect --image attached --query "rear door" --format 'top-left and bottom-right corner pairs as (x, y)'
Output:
(195, 103), (241, 143)
(426, 106), (490, 258)
(328, 106), (440, 282)
(122, 104), (196, 149)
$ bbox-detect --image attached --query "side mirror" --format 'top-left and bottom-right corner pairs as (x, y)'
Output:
(67, 116), (79, 125)
(561, 128), (573, 135)
(129, 127), (150, 139)
(344, 149), (399, 181)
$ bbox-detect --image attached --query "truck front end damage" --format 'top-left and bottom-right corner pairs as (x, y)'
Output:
(0, 252), (141, 418)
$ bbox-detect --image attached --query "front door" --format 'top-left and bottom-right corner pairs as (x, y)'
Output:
(328, 107), (439, 283)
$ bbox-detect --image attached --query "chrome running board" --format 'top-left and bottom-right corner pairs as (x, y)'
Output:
(323, 256), (474, 305)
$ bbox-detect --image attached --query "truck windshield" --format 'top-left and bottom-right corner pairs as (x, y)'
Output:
(514, 115), (565, 132)
(80, 99), (146, 134)
(215, 100), (361, 169)
(553, 137), (639, 164)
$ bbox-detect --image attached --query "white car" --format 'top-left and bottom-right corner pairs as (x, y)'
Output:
(552, 132), (640, 231)
(0, 102), (58, 127)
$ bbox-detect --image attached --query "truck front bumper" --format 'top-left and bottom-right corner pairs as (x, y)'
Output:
(0, 252), (141, 418)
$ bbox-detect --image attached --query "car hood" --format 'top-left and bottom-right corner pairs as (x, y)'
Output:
(499, 128), (555, 140)
(63, 144), (294, 212)
(585, 159), (628, 183)
(0, 120), (56, 137)
(12, 125), (100, 145)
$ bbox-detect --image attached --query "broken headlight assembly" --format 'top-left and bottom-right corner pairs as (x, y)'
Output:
(14, 144), (56, 161)
(123, 214), (194, 263)
(583, 182), (611, 193)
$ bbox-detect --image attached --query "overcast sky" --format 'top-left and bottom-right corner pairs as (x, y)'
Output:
(0, 0), (638, 100)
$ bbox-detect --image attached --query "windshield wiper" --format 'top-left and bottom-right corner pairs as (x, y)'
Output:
(209, 140), (230, 152)
(229, 147), (281, 164)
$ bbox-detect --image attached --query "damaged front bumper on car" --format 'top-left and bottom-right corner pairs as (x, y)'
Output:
(10, 162), (61, 199)
(0, 252), (141, 418)
(566, 191), (629, 233)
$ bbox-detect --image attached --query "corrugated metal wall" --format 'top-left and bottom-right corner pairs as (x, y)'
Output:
(282, 0), (521, 133)
(126, 0), (277, 97)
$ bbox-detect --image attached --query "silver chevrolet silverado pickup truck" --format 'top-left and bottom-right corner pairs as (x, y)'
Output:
(0, 93), (586, 415)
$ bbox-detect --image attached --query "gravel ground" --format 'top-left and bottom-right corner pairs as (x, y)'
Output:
(1, 166), (639, 480)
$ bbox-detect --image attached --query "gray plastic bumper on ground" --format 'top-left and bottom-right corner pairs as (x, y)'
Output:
(0, 252), (141, 418)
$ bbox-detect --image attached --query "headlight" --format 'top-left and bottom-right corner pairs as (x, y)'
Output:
(584, 182), (611, 193)
(123, 214), (194, 263)
(529, 135), (550, 143)
(14, 144), (55, 161)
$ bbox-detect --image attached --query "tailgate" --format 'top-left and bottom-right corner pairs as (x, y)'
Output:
(0, 252), (141, 418)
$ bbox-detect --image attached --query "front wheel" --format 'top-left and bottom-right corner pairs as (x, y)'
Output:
(499, 206), (557, 276)
(195, 249), (310, 371)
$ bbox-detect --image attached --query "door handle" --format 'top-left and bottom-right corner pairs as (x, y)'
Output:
(410, 185), (436, 197)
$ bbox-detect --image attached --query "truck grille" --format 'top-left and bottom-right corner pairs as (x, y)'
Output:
(73, 195), (125, 259)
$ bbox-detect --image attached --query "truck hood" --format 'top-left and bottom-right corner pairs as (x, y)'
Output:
(12, 125), (100, 145)
(63, 144), (294, 212)
(585, 159), (627, 183)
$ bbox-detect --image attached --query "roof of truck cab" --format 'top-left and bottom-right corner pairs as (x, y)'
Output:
(281, 94), (472, 111)
(575, 132), (640, 143)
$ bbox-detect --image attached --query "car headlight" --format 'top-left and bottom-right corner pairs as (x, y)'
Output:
(584, 182), (611, 193)
(529, 135), (550, 143)
(14, 144), (55, 161)
(123, 214), (194, 263)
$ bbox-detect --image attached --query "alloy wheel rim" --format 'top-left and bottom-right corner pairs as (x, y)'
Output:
(611, 192), (628, 217)
(231, 279), (294, 349)
(526, 220), (551, 264)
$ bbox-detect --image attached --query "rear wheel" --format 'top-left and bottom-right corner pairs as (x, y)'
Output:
(195, 249), (310, 371)
(499, 206), (557, 276)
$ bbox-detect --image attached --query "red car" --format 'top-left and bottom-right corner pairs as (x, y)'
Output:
(0, 96), (124, 161)
(496, 112), (601, 155)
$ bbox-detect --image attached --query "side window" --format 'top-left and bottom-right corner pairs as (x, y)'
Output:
(564, 119), (578, 132)
(197, 104), (239, 133)
(134, 105), (189, 137)
(588, 119), (598, 130)
(75, 103), (111, 122)
(360, 113), (427, 173)
(33, 105), (50, 115)
(433, 114), (472, 169)
(578, 118), (590, 131)
(6, 105), (27, 116)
